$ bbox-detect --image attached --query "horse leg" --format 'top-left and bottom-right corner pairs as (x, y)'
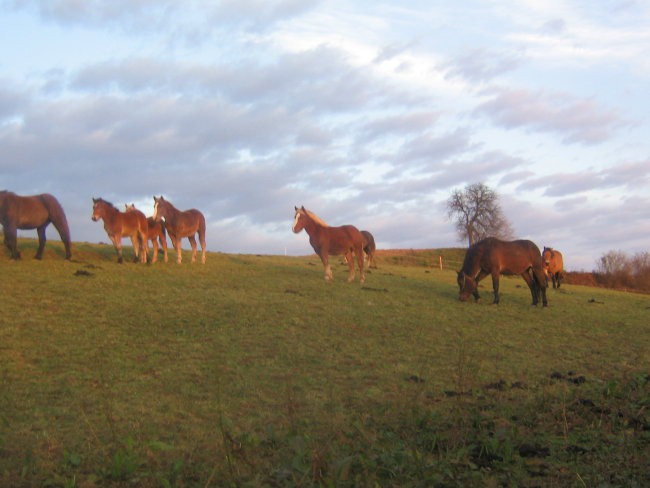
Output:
(472, 269), (489, 302)
(160, 236), (168, 262)
(151, 237), (158, 263)
(35, 225), (47, 259)
(130, 236), (140, 263)
(199, 232), (206, 264)
(534, 268), (548, 307)
(111, 236), (123, 263)
(3, 224), (20, 259)
(356, 247), (365, 283)
(521, 270), (538, 305)
(491, 272), (500, 304)
(345, 251), (356, 282)
(188, 235), (198, 263)
(320, 254), (333, 281)
(175, 239), (183, 264)
(139, 232), (148, 264)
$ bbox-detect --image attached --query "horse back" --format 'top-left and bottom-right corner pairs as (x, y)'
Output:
(5, 193), (54, 229)
(323, 224), (364, 255)
(465, 238), (543, 275)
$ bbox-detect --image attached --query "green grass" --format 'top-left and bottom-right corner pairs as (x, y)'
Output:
(0, 239), (648, 487)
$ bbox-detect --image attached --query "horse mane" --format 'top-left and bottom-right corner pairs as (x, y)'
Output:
(303, 208), (329, 227)
(95, 197), (118, 210)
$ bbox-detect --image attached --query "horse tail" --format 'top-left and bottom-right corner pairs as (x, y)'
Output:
(40, 194), (72, 259)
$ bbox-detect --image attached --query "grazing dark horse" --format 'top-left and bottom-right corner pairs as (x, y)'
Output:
(292, 206), (365, 283)
(153, 196), (206, 264)
(542, 247), (564, 289)
(91, 198), (148, 263)
(0, 190), (72, 260)
(457, 237), (548, 306)
(361, 230), (377, 268)
(125, 204), (169, 263)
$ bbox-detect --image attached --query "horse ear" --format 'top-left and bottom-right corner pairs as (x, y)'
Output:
(295, 206), (298, 211)
(92, 197), (98, 203)
(301, 205), (306, 211)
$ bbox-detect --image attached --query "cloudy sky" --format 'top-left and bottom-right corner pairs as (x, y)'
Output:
(1, 0), (648, 270)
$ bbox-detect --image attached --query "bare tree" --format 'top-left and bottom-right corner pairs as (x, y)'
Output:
(446, 182), (514, 247)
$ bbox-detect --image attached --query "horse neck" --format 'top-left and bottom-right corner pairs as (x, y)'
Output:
(162, 203), (182, 226)
(100, 204), (120, 224)
(301, 215), (323, 236)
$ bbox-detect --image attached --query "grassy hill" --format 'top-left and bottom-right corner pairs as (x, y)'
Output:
(1, 239), (648, 487)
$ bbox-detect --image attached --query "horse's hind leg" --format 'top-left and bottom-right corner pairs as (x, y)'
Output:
(345, 251), (356, 282)
(199, 232), (206, 264)
(35, 225), (47, 259)
(188, 235), (198, 263)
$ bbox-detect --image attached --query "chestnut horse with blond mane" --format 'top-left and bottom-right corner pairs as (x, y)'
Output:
(92, 198), (148, 263)
(0, 190), (72, 260)
(457, 237), (547, 306)
(542, 246), (564, 289)
(292, 206), (365, 283)
(153, 196), (206, 264)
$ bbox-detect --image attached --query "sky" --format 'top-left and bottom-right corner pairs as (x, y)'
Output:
(1, 0), (649, 270)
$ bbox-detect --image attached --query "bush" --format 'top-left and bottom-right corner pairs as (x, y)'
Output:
(595, 250), (650, 292)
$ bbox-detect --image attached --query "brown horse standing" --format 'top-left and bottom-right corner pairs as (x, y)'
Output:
(125, 204), (169, 263)
(0, 190), (72, 260)
(292, 206), (365, 283)
(91, 198), (148, 263)
(542, 247), (564, 289)
(153, 196), (206, 264)
(361, 230), (377, 268)
(457, 237), (548, 306)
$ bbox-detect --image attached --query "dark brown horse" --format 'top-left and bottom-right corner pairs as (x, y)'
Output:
(0, 190), (72, 260)
(457, 237), (548, 306)
(542, 247), (564, 289)
(292, 206), (365, 283)
(91, 198), (148, 263)
(153, 196), (206, 264)
(125, 204), (169, 263)
(361, 230), (377, 268)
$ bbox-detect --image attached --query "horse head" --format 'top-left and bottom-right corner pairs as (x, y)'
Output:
(292, 206), (307, 233)
(91, 197), (101, 221)
(153, 196), (166, 221)
(457, 271), (476, 301)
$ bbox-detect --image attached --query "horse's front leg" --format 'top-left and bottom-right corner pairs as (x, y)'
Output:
(356, 248), (365, 283)
(111, 236), (123, 263)
(3, 225), (20, 259)
(130, 236), (140, 262)
(345, 251), (356, 282)
(320, 254), (333, 281)
(35, 225), (47, 259)
(472, 270), (489, 302)
(188, 235), (198, 263)
(521, 269), (539, 305)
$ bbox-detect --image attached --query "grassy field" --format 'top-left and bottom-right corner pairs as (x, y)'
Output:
(0, 239), (648, 487)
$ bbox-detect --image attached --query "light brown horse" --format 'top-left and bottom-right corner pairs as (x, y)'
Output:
(457, 237), (547, 306)
(125, 204), (169, 263)
(292, 206), (365, 283)
(91, 198), (148, 263)
(542, 247), (564, 289)
(0, 190), (72, 260)
(361, 230), (377, 268)
(153, 196), (206, 264)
